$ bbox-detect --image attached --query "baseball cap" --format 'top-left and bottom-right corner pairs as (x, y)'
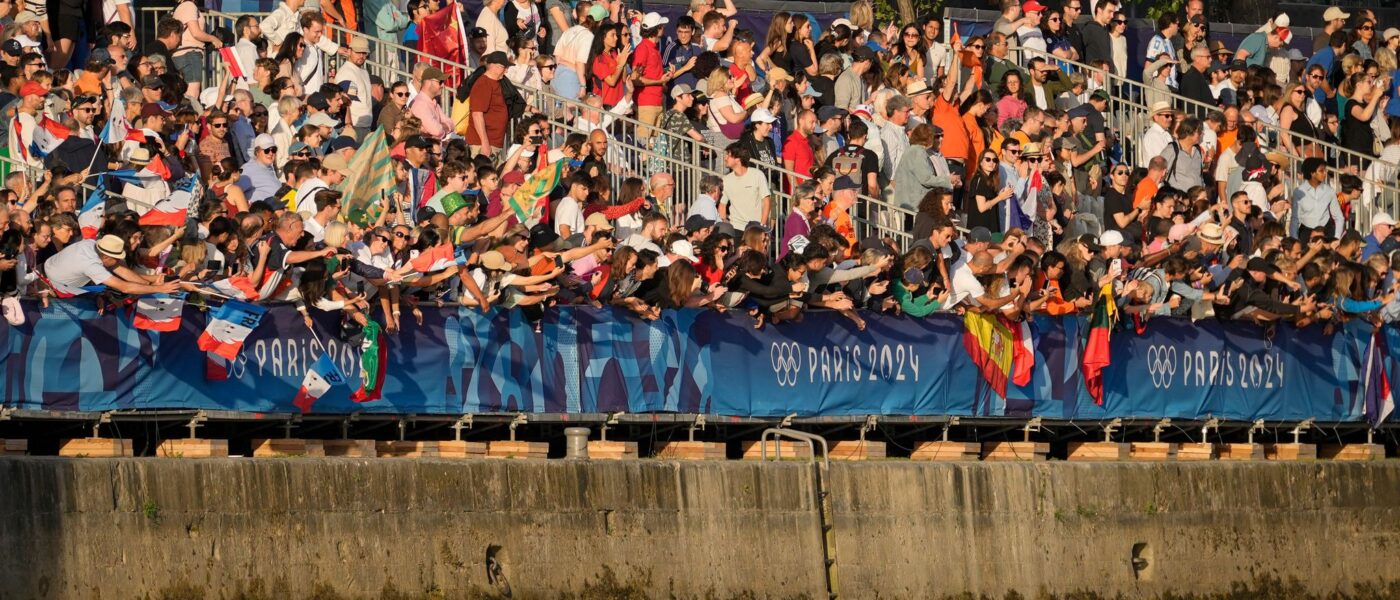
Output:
(1089, 89), (1109, 101)
(484, 51), (510, 66)
(670, 83), (695, 100)
(421, 66), (447, 81)
(306, 112), (340, 128)
(684, 214), (714, 233)
(967, 227), (994, 244)
(529, 222), (561, 249)
(349, 37), (370, 53)
(321, 153), (352, 176)
(479, 250), (512, 272)
(306, 92), (330, 110)
(851, 46), (878, 63)
(852, 104), (874, 119)
(1372, 213), (1397, 229)
(1099, 230), (1124, 247)
(141, 75), (164, 89)
(1229, 59), (1247, 72)
(640, 12), (668, 29)
(767, 68), (794, 84)
(1, 40), (21, 57)
(1322, 7), (1350, 22)
(14, 11), (39, 24)
(817, 106), (847, 122)
(139, 102), (171, 119)
(1078, 233), (1103, 252)
(670, 240), (699, 262)
(501, 170), (525, 185)
(96, 235), (127, 260)
(19, 80), (45, 98)
(800, 86), (822, 98)
(1068, 104), (1094, 119)
(253, 133), (276, 150)
(751, 108), (779, 124)
(470, 27), (488, 39)
(587, 4), (609, 21)
(585, 212), (614, 231)
(1022, 0), (1047, 13)
(1385, 28), (1400, 42)
(404, 134), (435, 150)
(833, 177), (860, 192)
(288, 140), (311, 155)
(327, 136), (359, 153)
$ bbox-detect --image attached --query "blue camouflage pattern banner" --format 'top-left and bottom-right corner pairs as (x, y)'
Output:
(0, 299), (1391, 424)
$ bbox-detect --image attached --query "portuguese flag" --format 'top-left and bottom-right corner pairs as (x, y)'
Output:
(963, 311), (1014, 399)
(351, 320), (387, 402)
(1082, 283), (1117, 405)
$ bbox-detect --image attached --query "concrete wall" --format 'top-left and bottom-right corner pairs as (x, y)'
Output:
(0, 458), (1398, 599)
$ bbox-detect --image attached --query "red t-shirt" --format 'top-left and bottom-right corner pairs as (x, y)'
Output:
(467, 76), (508, 147)
(591, 51), (626, 107)
(632, 38), (664, 107)
(728, 62), (754, 101)
(784, 131), (814, 179)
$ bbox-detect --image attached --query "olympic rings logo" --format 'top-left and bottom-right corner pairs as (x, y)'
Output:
(770, 342), (803, 387)
(1146, 345), (1176, 389)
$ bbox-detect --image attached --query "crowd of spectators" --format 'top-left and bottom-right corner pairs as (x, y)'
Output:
(0, 0), (1399, 333)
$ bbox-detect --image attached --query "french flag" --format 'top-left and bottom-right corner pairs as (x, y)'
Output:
(138, 182), (196, 226)
(409, 244), (467, 273)
(133, 292), (186, 332)
(100, 97), (130, 144)
(1365, 330), (1395, 428)
(294, 353), (347, 413)
(196, 300), (267, 361)
(78, 183), (105, 239)
(201, 276), (261, 301)
(30, 116), (69, 158)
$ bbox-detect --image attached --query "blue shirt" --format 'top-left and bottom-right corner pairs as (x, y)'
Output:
(1238, 32), (1267, 67)
(237, 160), (281, 204)
(1363, 234), (1385, 261)
(1387, 69), (1400, 119)
(663, 40), (705, 94)
(1305, 47), (1335, 79)
(1291, 180), (1343, 238)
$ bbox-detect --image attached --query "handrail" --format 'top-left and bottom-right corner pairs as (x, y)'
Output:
(760, 427), (830, 471)
(1015, 44), (1400, 228)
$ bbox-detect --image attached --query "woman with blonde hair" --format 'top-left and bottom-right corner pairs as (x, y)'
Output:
(707, 68), (748, 142)
(847, 0), (873, 34)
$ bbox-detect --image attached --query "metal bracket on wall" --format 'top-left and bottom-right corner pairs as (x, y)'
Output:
(1247, 419), (1265, 445)
(509, 413), (527, 441)
(1153, 418), (1170, 442)
(1201, 417), (1220, 444)
(1023, 417), (1043, 442)
(942, 416), (960, 442)
(859, 415), (877, 443)
(1290, 418), (1314, 444)
(1103, 418), (1122, 443)
(688, 414), (706, 442)
(452, 414), (474, 441)
(780, 413), (797, 428)
(601, 412), (624, 442)
(340, 412), (360, 440)
(185, 411), (207, 439)
(94, 412), (112, 438)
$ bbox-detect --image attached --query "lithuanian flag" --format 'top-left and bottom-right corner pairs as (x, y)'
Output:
(1082, 283), (1117, 405)
(963, 311), (1014, 399)
(507, 158), (567, 223)
(337, 127), (397, 226)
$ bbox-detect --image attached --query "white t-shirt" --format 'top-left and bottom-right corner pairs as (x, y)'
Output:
(102, 0), (131, 24)
(947, 263), (986, 310)
(722, 168), (772, 228)
(554, 196), (585, 236)
(303, 216), (327, 242)
(294, 177), (332, 215)
(555, 26), (594, 67)
(44, 240), (115, 296)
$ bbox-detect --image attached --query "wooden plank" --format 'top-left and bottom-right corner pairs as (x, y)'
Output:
(1066, 442), (1130, 461)
(1318, 444), (1386, 461)
(1218, 443), (1264, 461)
(250, 439), (325, 457)
(1177, 443), (1218, 461)
(1263, 443), (1316, 461)
(740, 440), (813, 460)
(587, 440), (638, 460)
(1129, 442), (1178, 461)
(0, 439), (27, 456)
(828, 440), (886, 461)
(981, 441), (1049, 462)
(910, 441), (981, 461)
(653, 441), (726, 460)
(438, 441), (488, 458)
(157, 439), (229, 458)
(58, 438), (133, 457)
(321, 440), (378, 458)
(375, 441), (441, 458)
(487, 441), (549, 459)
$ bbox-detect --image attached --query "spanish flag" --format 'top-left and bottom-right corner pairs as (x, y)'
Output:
(1081, 283), (1117, 405)
(963, 311), (1014, 399)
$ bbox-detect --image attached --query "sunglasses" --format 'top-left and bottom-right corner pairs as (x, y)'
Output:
(1359, 25), (1373, 31)
(259, 147), (277, 154)
(210, 122), (228, 128)
(393, 91), (408, 97)
(1005, 149), (1021, 156)
(393, 232), (408, 239)
(1113, 19), (1126, 25)
(969, 44), (984, 50)
(981, 157), (997, 163)
(542, 64), (557, 69)
(1113, 170), (1129, 176)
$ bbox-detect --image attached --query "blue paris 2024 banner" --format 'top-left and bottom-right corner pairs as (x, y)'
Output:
(0, 299), (1390, 425)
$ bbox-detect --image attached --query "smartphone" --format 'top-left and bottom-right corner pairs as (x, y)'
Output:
(529, 135), (544, 145)
(1109, 259), (1123, 278)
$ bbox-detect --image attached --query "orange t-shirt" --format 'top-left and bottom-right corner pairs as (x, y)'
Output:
(1133, 179), (1158, 210)
(822, 203), (856, 256)
(932, 95), (968, 165)
(1216, 129), (1237, 161)
(962, 112), (985, 166)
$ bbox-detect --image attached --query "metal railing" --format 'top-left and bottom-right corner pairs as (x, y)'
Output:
(1015, 45), (1400, 229)
(156, 9), (917, 252)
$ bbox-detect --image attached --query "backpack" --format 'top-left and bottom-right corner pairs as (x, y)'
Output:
(829, 145), (864, 184)
(456, 67), (527, 123)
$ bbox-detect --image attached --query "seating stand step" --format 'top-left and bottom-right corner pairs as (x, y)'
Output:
(1177, 443), (1218, 461)
(321, 440), (378, 458)
(488, 441), (549, 459)
(740, 440), (812, 460)
(375, 441), (440, 458)
(1129, 442), (1178, 461)
(438, 441), (488, 458)
(1066, 441), (1130, 461)
(250, 439), (324, 457)
(157, 439), (229, 458)
(1318, 444), (1386, 461)
(653, 441), (726, 460)
(1263, 443), (1316, 461)
(587, 440), (638, 460)
(58, 438), (133, 457)
(0, 439), (27, 456)
(828, 440), (886, 461)
(1218, 443), (1265, 461)
(981, 441), (1049, 461)
(910, 441), (981, 461)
